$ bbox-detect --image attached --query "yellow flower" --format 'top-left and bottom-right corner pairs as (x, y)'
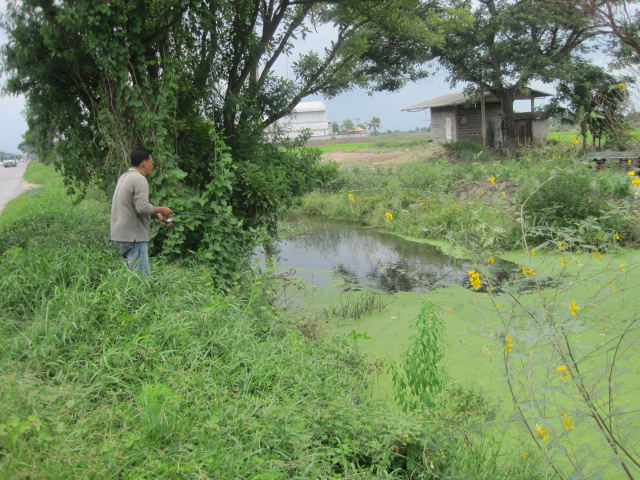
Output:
(569, 299), (580, 316)
(610, 282), (616, 293)
(633, 178), (640, 187)
(618, 82), (627, 89)
(496, 303), (502, 309)
(556, 365), (567, 372)
(592, 251), (602, 259)
(488, 257), (495, 264)
(557, 242), (564, 249)
(531, 248), (536, 256)
(616, 232), (621, 240)
(535, 424), (549, 441)
(560, 413), (575, 430)
(570, 136), (579, 146)
(619, 264), (626, 271)
(521, 452), (530, 460)
(488, 175), (496, 185)
(629, 171), (636, 177)
(561, 257), (568, 265)
(628, 159), (633, 166)
(468, 270), (482, 290)
(347, 193), (355, 202)
(385, 212), (394, 220)
(521, 267), (537, 276)
(504, 333), (513, 352)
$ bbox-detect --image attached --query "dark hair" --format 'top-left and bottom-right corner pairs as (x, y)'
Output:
(130, 147), (152, 167)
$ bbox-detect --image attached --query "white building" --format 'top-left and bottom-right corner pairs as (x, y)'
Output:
(278, 101), (331, 139)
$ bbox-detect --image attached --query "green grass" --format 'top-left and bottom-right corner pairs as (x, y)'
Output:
(547, 128), (640, 144)
(294, 140), (640, 479)
(308, 136), (433, 153)
(312, 142), (374, 153)
(0, 163), (545, 479)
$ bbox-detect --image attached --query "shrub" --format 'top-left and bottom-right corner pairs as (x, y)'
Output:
(517, 164), (603, 224)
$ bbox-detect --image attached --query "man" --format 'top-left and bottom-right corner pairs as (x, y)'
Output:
(110, 147), (173, 274)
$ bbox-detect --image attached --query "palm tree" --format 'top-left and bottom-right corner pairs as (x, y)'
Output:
(367, 116), (382, 136)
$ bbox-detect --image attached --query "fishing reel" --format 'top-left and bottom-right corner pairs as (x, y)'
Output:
(160, 216), (174, 226)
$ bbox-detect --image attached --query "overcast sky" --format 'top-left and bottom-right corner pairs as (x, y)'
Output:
(0, 1), (624, 155)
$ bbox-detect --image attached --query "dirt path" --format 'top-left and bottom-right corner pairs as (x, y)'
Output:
(322, 142), (447, 166)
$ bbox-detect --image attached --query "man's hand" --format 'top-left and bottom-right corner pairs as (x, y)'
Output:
(155, 206), (174, 226)
(156, 206), (173, 217)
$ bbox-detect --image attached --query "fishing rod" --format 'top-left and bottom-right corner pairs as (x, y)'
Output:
(160, 210), (272, 225)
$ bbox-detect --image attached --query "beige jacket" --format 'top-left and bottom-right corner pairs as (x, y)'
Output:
(110, 169), (157, 242)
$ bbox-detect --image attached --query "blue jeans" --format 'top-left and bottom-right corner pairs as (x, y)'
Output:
(115, 241), (150, 274)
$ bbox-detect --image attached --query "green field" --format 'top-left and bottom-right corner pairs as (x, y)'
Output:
(547, 128), (640, 144)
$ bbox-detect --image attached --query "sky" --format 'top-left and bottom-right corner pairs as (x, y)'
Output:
(0, 1), (625, 155)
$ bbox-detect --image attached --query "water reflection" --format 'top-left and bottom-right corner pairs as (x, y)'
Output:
(258, 215), (478, 293)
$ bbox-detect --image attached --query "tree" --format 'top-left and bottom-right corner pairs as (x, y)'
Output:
(1, 0), (438, 274)
(367, 116), (382, 135)
(431, 0), (598, 156)
(545, 61), (633, 149)
(567, 0), (640, 63)
(341, 119), (355, 131)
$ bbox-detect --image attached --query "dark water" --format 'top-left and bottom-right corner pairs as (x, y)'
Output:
(259, 215), (483, 293)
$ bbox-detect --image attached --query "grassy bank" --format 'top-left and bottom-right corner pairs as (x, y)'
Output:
(300, 141), (636, 252)
(294, 141), (640, 479)
(0, 164), (543, 479)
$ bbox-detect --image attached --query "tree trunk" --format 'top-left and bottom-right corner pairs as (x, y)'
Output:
(497, 88), (517, 157)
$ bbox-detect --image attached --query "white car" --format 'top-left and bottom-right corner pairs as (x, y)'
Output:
(3, 158), (18, 167)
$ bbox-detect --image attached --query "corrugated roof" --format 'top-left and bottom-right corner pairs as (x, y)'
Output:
(402, 89), (552, 111)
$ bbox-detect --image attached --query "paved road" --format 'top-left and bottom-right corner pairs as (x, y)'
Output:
(0, 162), (31, 214)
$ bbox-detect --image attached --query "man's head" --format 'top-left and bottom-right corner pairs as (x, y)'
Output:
(130, 147), (154, 175)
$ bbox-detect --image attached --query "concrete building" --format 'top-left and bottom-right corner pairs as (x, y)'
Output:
(402, 89), (551, 148)
(278, 101), (331, 139)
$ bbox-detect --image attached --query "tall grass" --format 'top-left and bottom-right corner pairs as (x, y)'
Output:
(299, 142), (637, 252)
(0, 163), (544, 479)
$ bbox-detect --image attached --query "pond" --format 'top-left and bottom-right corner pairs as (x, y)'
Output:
(257, 215), (490, 293)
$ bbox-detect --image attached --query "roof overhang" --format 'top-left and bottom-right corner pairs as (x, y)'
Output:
(402, 89), (552, 112)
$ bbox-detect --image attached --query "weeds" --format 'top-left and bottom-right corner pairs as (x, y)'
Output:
(300, 143), (638, 252)
(325, 289), (393, 319)
(0, 163), (544, 479)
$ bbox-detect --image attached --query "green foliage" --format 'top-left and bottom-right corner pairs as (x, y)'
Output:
(545, 61), (634, 149)
(0, 163), (545, 480)
(432, 1), (596, 154)
(1, 0), (442, 273)
(325, 290), (393, 320)
(390, 301), (448, 411)
(298, 142), (640, 252)
(518, 164), (603, 223)
(443, 138), (483, 155)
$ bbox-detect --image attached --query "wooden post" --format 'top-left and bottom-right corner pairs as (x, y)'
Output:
(481, 97), (487, 148)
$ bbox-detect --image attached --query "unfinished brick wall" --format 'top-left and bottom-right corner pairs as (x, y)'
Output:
(431, 104), (502, 145)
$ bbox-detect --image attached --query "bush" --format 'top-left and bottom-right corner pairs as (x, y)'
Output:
(517, 163), (603, 224)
